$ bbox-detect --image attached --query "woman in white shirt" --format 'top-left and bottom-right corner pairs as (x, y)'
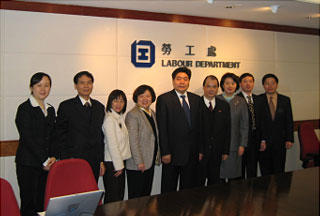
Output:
(102, 89), (131, 203)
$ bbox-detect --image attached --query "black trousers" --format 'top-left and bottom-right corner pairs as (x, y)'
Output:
(241, 131), (259, 179)
(16, 164), (48, 216)
(161, 159), (196, 193)
(102, 161), (125, 204)
(126, 165), (155, 199)
(197, 151), (221, 186)
(259, 146), (287, 176)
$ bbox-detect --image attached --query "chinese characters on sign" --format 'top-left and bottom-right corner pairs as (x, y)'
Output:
(160, 43), (240, 68)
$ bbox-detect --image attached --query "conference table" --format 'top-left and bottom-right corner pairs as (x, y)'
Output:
(95, 167), (319, 216)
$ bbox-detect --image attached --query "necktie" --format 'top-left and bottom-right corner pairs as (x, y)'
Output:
(269, 96), (276, 120)
(209, 101), (213, 111)
(180, 95), (191, 127)
(247, 96), (256, 130)
(84, 102), (91, 108)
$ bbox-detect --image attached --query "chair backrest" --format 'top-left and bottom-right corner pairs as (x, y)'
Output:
(0, 178), (21, 216)
(298, 122), (320, 160)
(44, 158), (98, 210)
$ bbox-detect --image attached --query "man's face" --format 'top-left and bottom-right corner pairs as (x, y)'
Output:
(74, 75), (93, 99)
(172, 72), (190, 94)
(203, 78), (219, 100)
(263, 77), (278, 94)
(240, 76), (254, 94)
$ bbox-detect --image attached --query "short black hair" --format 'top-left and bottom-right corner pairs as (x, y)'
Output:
(203, 75), (219, 87)
(239, 73), (255, 82)
(262, 73), (279, 85)
(106, 89), (127, 114)
(220, 72), (240, 92)
(133, 84), (156, 103)
(171, 67), (191, 80)
(73, 71), (94, 84)
(30, 72), (52, 88)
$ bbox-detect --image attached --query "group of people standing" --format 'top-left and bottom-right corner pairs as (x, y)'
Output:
(14, 67), (294, 216)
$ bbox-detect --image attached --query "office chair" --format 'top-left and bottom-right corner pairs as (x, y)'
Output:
(298, 122), (320, 168)
(0, 178), (21, 216)
(44, 158), (99, 210)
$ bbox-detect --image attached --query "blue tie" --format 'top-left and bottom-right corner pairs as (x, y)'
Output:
(180, 95), (191, 127)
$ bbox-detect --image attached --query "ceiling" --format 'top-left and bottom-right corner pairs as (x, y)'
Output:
(18, 0), (320, 29)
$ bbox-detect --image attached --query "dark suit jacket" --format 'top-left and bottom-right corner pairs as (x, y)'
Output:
(258, 93), (294, 149)
(237, 92), (263, 148)
(56, 96), (105, 174)
(199, 96), (231, 165)
(15, 99), (56, 167)
(156, 89), (200, 166)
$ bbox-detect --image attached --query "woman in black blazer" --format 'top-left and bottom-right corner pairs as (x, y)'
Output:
(15, 72), (57, 216)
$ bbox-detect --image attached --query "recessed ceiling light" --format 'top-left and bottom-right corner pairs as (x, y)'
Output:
(270, 5), (280, 13)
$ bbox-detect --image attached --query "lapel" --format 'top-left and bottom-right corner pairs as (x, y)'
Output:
(213, 98), (223, 117)
(274, 94), (282, 120)
(74, 95), (92, 123)
(134, 105), (154, 134)
(262, 93), (273, 121)
(187, 91), (194, 111)
(150, 109), (159, 138)
(108, 110), (128, 133)
(170, 89), (183, 111)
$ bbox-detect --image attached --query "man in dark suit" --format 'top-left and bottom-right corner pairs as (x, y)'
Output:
(258, 73), (294, 175)
(198, 75), (231, 186)
(238, 73), (265, 178)
(56, 71), (106, 181)
(156, 67), (200, 193)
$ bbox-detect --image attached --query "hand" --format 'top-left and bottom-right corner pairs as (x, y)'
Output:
(286, 141), (293, 149)
(199, 153), (203, 161)
(162, 155), (171, 164)
(238, 146), (245, 156)
(138, 163), (145, 173)
(43, 157), (56, 171)
(99, 162), (106, 176)
(222, 154), (228, 161)
(114, 169), (123, 177)
(260, 141), (266, 151)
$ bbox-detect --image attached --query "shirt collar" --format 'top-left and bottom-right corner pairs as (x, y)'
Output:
(203, 96), (215, 104)
(266, 92), (278, 99)
(29, 95), (50, 110)
(140, 107), (152, 116)
(109, 108), (122, 118)
(241, 91), (251, 98)
(175, 90), (187, 98)
(78, 96), (91, 106)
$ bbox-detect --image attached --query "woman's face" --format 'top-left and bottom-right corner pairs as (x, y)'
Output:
(31, 76), (51, 101)
(137, 90), (152, 109)
(111, 96), (125, 113)
(223, 77), (237, 95)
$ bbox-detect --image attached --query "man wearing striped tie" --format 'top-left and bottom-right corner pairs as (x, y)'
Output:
(238, 73), (265, 179)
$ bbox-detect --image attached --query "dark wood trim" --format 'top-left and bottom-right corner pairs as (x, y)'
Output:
(1, 119), (319, 157)
(0, 140), (18, 157)
(0, 0), (319, 35)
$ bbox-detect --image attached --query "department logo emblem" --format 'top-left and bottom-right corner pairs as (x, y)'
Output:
(131, 40), (155, 68)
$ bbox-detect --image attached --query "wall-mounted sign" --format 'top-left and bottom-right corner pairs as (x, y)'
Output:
(131, 40), (240, 69)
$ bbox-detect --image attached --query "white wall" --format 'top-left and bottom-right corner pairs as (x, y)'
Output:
(0, 9), (319, 204)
